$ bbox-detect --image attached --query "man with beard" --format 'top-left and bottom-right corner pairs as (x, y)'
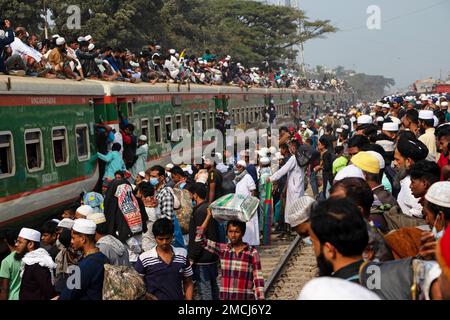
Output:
(0, 230), (21, 300)
(309, 198), (368, 283)
(418, 110), (437, 162)
(16, 228), (56, 300)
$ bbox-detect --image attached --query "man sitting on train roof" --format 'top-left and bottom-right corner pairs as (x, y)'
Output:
(48, 37), (82, 81)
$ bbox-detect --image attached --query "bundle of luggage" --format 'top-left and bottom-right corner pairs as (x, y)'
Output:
(209, 193), (259, 222)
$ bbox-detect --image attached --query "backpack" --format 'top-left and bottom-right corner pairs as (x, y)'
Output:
(102, 264), (146, 300)
(221, 170), (236, 195)
(171, 188), (193, 234)
(294, 144), (313, 168)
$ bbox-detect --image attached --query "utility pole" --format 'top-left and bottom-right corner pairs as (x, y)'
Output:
(43, 0), (48, 39)
(296, 0), (306, 76)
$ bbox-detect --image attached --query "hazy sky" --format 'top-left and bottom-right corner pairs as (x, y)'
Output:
(267, 0), (450, 91)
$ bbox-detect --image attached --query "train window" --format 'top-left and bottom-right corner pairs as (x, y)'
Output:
(0, 132), (15, 178)
(165, 116), (172, 142)
(75, 125), (90, 161)
(52, 127), (69, 166)
(127, 101), (134, 117)
(202, 112), (207, 131)
(141, 118), (149, 139)
(236, 110), (240, 124)
(185, 113), (192, 133)
(241, 108), (245, 123)
(154, 118), (161, 143)
(175, 115), (182, 130)
(25, 129), (44, 172)
(209, 112), (214, 129)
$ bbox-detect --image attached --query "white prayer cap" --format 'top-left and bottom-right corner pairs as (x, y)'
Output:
(376, 116), (385, 122)
(287, 196), (316, 227)
(76, 205), (94, 218)
(376, 139), (395, 152)
(260, 157), (270, 165)
(56, 37), (66, 46)
(57, 218), (75, 230)
(342, 125), (349, 130)
(87, 212), (107, 225)
(357, 115), (372, 125)
(382, 122), (399, 132)
(257, 147), (269, 157)
(18, 228), (41, 242)
(275, 152), (284, 160)
(298, 277), (381, 300)
(419, 110), (434, 120)
(237, 160), (247, 168)
(441, 101), (449, 108)
(376, 102), (383, 107)
(333, 112), (337, 116)
(382, 104), (390, 109)
(436, 101), (441, 107)
(139, 135), (147, 142)
(425, 181), (450, 208)
(334, 164), (365, 182)
(85, 35), (93, 41)
(336, 128), (343, 133)
(52, 34), (61, 39)
(302, 124), (308, 129)
(165, 163), (174, 170)
(366, 151), (385, 169)
(350, 116), (356, 123)
(225, 55), (231, 61)
(138, 171), (146, 178)
(169, 49), (176, 55)
(434, 116), (439, 128)
(269, 146), (277, 155)
(77, 36), (86, 43)
(390, 117), (401, 125)
(73, 219), (96, 235)
(88, 43), (95, 51)
(155, 45), (161, 50)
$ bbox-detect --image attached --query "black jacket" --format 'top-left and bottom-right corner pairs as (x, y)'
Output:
(0, 29), (14, 72)
(188, 202), (219, 264)
(104, 180), (148, 243)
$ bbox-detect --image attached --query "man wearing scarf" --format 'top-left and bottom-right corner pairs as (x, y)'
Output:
(16, 228), (57, 300)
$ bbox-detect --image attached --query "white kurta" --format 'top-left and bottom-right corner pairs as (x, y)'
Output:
(397, 176), (423, 218)
(236, 174), (260, 246)
(269, 155), (305, 226)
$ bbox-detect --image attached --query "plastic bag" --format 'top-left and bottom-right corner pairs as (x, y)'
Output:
(209, 193), (259, 223)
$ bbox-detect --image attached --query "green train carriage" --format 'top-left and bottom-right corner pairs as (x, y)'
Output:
(0, 75), (343, 234)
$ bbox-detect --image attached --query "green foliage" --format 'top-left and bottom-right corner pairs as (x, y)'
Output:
(3, 0), (336, 67)
(0, 0), (46, 34)
(345, 73), (395, 101)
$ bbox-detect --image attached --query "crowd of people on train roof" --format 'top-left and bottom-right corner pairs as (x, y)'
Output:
(0, 21), (351, 92)
(2, 18), (450, 301)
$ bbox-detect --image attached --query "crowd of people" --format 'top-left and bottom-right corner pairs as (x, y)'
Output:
(1, 90), (450, 301)
(0, 21), (351, 92)
(2, 20), (450, 301)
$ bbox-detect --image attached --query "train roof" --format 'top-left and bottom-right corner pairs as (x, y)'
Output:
(0, 75), (105, 96)
(0, 75), (335, 97)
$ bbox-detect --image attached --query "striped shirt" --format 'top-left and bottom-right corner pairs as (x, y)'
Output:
(195, 227), (265, 300)
(135, 246), (193, 300)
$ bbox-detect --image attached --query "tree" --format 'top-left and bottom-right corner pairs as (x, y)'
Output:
(49, 0), (165, 50)
(345, 73), (395, 101)
(0, 0), (46, 35)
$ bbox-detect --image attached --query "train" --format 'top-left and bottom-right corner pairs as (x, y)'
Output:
(0, 75), (353, 231)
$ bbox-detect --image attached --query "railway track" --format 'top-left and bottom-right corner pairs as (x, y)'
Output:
(260, 236), (318, 300)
